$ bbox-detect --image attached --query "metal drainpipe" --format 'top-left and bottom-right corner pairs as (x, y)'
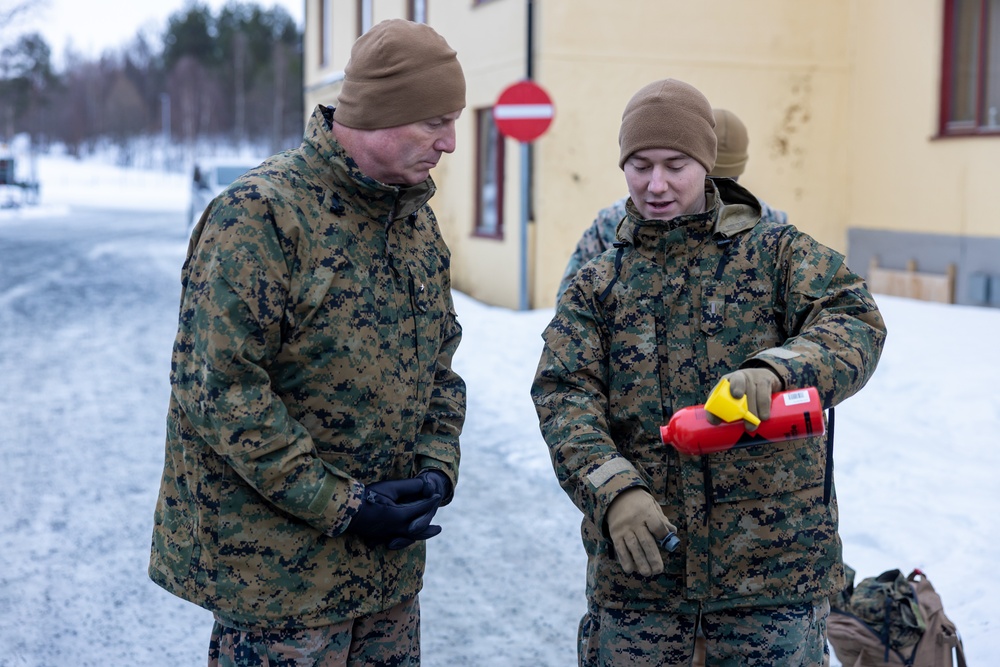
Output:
(519, 0), (535, 310)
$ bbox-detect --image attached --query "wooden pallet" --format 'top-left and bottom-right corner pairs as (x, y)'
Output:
(867, 256), (955, 303)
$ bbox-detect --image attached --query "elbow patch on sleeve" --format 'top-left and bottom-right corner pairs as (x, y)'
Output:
(757, 347), (801, 361)
(587, 457), (635, 489)
(308, 474), (340, 516)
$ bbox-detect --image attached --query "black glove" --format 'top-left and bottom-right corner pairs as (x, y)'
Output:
(417, 468), (452, 502)
(346, 478), (443, 550)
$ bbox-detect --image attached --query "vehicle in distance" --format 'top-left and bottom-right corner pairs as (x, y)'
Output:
(187, 158), (263, 229)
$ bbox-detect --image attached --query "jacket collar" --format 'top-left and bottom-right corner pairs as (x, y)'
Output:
(711, 176), (761, 239)
(618, 177), (762, 249)
(303, 105), (436, 222)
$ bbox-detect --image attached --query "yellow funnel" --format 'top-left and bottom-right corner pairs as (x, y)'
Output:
(704, 378), (761, 426)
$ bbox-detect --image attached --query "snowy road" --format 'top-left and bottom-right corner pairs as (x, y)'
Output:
(0, 207), (587, 666)
(3, 200), (996, 665)
(0, 208), (215, 664)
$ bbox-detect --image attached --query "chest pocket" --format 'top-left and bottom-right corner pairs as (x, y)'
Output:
(287, 256), (346, 335)
(700, 281), (728, 337)
(699, 236), (739, 338)
(698, 237), (740, 371)
(404, 261), (445, 399)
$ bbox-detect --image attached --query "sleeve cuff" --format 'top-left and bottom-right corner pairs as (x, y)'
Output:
(585, 457), (647, 540)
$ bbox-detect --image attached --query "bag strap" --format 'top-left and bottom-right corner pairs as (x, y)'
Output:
(597, 242), (629, 304)
(713, 235), (737, 280)
(909, 570), (943, 615)
(908, 570), (968, 667)
(880, 594), (894, 663)
(953, 638), (969, 667)
(823, 406), (835, 504)
(929, 621), (968, 667)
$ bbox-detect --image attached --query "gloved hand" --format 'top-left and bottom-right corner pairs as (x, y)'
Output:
(707, 368), (782, 430)
(346, 478), (443, 550)
(417, 469), (452, 502)
(605, 487), (678, 577)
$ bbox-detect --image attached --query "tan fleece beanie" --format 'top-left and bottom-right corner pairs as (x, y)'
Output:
(618, 78), (716, 172)
(336, 19), (466, 129)
(711, 108), (749, 178)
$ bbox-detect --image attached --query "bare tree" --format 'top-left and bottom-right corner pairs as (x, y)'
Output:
(169, 55), (207, 145)
(104, 73), (147, 163)
(232, 31), (247, 143)
(270, 40), (286, 154)
(0, 0), (42, 37)
(2, 1), (302, 155)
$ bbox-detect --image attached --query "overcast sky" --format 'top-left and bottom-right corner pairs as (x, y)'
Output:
(11, 0), (304, 66)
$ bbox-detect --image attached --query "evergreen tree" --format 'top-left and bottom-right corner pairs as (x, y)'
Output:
(2, 2), (303, 153)
(0, 32), (56, 141)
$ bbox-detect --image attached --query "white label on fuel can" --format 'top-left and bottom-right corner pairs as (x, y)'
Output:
(783, 390), (811, 406)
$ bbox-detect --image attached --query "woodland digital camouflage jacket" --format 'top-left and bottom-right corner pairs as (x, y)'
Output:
(556, 188), (789, 302)
(149, 105), (466, 629)
(532, 178), (886, 615)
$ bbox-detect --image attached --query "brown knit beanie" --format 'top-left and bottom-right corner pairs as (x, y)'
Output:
(711, 108), (749, 178)
(618, 78), (716, 172)
(336, 19), (466, 129)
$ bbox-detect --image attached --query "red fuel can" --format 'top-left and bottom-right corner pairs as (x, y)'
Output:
(660, 387), (825, 456)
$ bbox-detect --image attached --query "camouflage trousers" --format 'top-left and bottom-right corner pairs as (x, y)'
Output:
(208, 596), (420, 667)
(578, 598), (830, 667)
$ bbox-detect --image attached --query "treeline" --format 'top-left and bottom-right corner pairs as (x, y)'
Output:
(0, 2), (303, 161)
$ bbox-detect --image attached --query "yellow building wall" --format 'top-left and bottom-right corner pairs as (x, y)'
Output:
(303, 0), (355, 112)
(845, 0), (999, 240)
(530, 0), (853, 306)
(302, 0), (999, 310)
(301, 0), (530, 309)
(418, 1), (528, 310)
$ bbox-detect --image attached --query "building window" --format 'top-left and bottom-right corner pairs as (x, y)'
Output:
(941, 0), (1000, 134)
(357, 0), (373, 36)
(408, 0), (427, 23)
(319, 0), (333, 67)
(474, 108), (505, 239)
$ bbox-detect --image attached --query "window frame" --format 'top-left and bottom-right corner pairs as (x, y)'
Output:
(318, 0), (333, 68)
(939, 0), (1000, 136)
(357, 0), (373, 36)
(472, 107), (505, 240)
(408, 0), (428, 23)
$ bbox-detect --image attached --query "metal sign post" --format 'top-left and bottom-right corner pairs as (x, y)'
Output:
(493, 80), (554, 310)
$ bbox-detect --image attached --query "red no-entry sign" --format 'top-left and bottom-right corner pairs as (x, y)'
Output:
(493, 80), (554, 143)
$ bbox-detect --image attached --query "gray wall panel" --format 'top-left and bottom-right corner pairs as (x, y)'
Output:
(846, 229), (1000, 307)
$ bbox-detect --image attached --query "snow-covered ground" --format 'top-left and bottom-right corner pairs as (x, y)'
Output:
(1, 153), (995, 665)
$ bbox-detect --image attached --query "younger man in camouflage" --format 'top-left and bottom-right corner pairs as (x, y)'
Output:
(555, 108), (788, 303)
(149, 19), (467, 666)
(531, 78), (886, 665)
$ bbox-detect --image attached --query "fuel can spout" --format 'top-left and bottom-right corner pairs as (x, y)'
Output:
(660, 386), (825, 456)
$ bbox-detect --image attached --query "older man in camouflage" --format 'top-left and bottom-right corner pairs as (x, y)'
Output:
(531, 79), (886, 666)
(556, 108), (788, 304)
(149, 19), (467, 666)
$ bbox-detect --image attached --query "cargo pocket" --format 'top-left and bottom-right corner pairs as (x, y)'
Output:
(706, 438), (834, 601)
